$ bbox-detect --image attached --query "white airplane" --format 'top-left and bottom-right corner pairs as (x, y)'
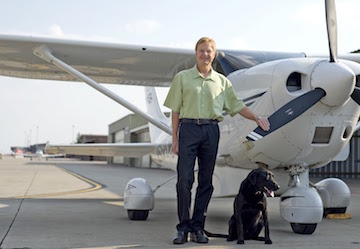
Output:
(0, 0), (359, 235)
(24, 149), (65, 160)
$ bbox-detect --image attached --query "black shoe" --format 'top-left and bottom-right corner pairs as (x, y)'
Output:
(190, 230), (209, 243)
(173, 230), (188, 244)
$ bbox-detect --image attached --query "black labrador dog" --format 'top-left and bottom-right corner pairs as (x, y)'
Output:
(205, 166), (280, 244)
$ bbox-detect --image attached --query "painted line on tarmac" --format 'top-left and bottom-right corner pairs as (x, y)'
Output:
(0, 165), (103, 200)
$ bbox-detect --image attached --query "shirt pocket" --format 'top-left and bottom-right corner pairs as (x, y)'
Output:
(207, 83), (225, 113)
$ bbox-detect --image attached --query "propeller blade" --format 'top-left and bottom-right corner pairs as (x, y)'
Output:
(351, 87), (360, 105)
(325, 0), (338, 62)
(246, 88), (326, 141)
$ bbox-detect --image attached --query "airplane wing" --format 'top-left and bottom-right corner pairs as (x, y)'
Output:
(0, 34), (305, 86)
(45, 143), (156, 158)
(1, 34), (359, 88)
(1, 34), (358, 159)
(0, 34), (195, 86)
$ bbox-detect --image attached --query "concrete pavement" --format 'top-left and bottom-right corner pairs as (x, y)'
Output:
(0, 156), (359, 249)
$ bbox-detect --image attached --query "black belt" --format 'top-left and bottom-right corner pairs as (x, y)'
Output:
(180, 118), (218, 125)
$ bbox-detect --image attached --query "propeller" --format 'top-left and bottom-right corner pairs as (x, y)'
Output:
(325, 0), (338, 62)
(325, 0), (360, 105)
(246, 88), (326, 141)
(351, 87), (360, 105)
(247, 0), (359, 142)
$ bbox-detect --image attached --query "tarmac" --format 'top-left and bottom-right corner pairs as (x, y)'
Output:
(0, 156), (359, 249)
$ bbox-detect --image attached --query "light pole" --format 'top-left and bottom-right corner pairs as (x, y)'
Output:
(36, 126), (39, 145)
(72, 125), (75, 143)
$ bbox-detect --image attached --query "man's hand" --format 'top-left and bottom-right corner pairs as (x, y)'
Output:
(172, 138), (179, 155)
(239, 107), (270, 131)
(256, 116), (270, 131)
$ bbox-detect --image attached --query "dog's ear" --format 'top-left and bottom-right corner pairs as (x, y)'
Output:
(248, 171), (258, 185)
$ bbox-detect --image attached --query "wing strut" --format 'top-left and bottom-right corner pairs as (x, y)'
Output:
(33, 45), (172, 135)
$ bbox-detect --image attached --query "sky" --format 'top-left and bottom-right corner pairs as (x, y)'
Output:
(0, 0), (359, 153)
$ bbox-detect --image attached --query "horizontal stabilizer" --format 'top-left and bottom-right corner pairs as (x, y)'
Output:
(45, 143), (156, 158)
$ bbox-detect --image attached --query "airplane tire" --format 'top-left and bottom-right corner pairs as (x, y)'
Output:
(323, 207), (346, 217)
(127, 210), (149, 220)
(290, 223), (317, 234)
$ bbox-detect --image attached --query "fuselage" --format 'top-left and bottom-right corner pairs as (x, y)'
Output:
(150, 57), (360, 196)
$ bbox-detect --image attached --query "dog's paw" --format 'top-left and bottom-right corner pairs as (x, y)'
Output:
(237, 239), (245, 244)
(227, 237), (235, 242)
(265, 239), (272, 244)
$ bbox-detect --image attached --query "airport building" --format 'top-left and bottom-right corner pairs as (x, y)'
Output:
(78, 134), (108, 161)
(107, 114), (152, 167)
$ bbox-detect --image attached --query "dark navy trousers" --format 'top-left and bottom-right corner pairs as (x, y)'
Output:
(176, 122), (220, 232)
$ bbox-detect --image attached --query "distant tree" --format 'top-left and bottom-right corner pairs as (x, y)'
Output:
(76, 133), (81, 144)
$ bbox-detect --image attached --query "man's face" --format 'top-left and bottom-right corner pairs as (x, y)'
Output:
(196, 42), (215, 66)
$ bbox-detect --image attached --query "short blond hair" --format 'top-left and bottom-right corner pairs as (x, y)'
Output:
(195, 37), (216, 52)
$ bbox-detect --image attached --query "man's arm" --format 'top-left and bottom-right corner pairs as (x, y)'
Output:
(171, 112), (180, 155)
(239, 107), (270, 131)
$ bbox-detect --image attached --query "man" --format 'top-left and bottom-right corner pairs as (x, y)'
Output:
(164, 37), (270, 244)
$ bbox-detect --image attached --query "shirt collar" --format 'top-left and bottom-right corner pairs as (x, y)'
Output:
(191, 64), (217, 81)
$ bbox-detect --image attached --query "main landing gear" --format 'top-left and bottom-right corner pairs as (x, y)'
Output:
(280, 166), (323, 234)
(124, 178), (154, 221)
(279, 166), (350, 234)
(124, 173), (178, 220)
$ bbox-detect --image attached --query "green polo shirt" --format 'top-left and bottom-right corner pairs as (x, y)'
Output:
(164, 65), (245, 122)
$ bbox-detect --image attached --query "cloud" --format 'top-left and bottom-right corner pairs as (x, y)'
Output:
(47, 24), (85, 40)
(166, 41), (194, 49)
(124, 19), (161, 35)
(49, 24), (65, 37)
(337, 1), (360, 31)
(290, 3), (323, 27)
(229, 37), (253, 50)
